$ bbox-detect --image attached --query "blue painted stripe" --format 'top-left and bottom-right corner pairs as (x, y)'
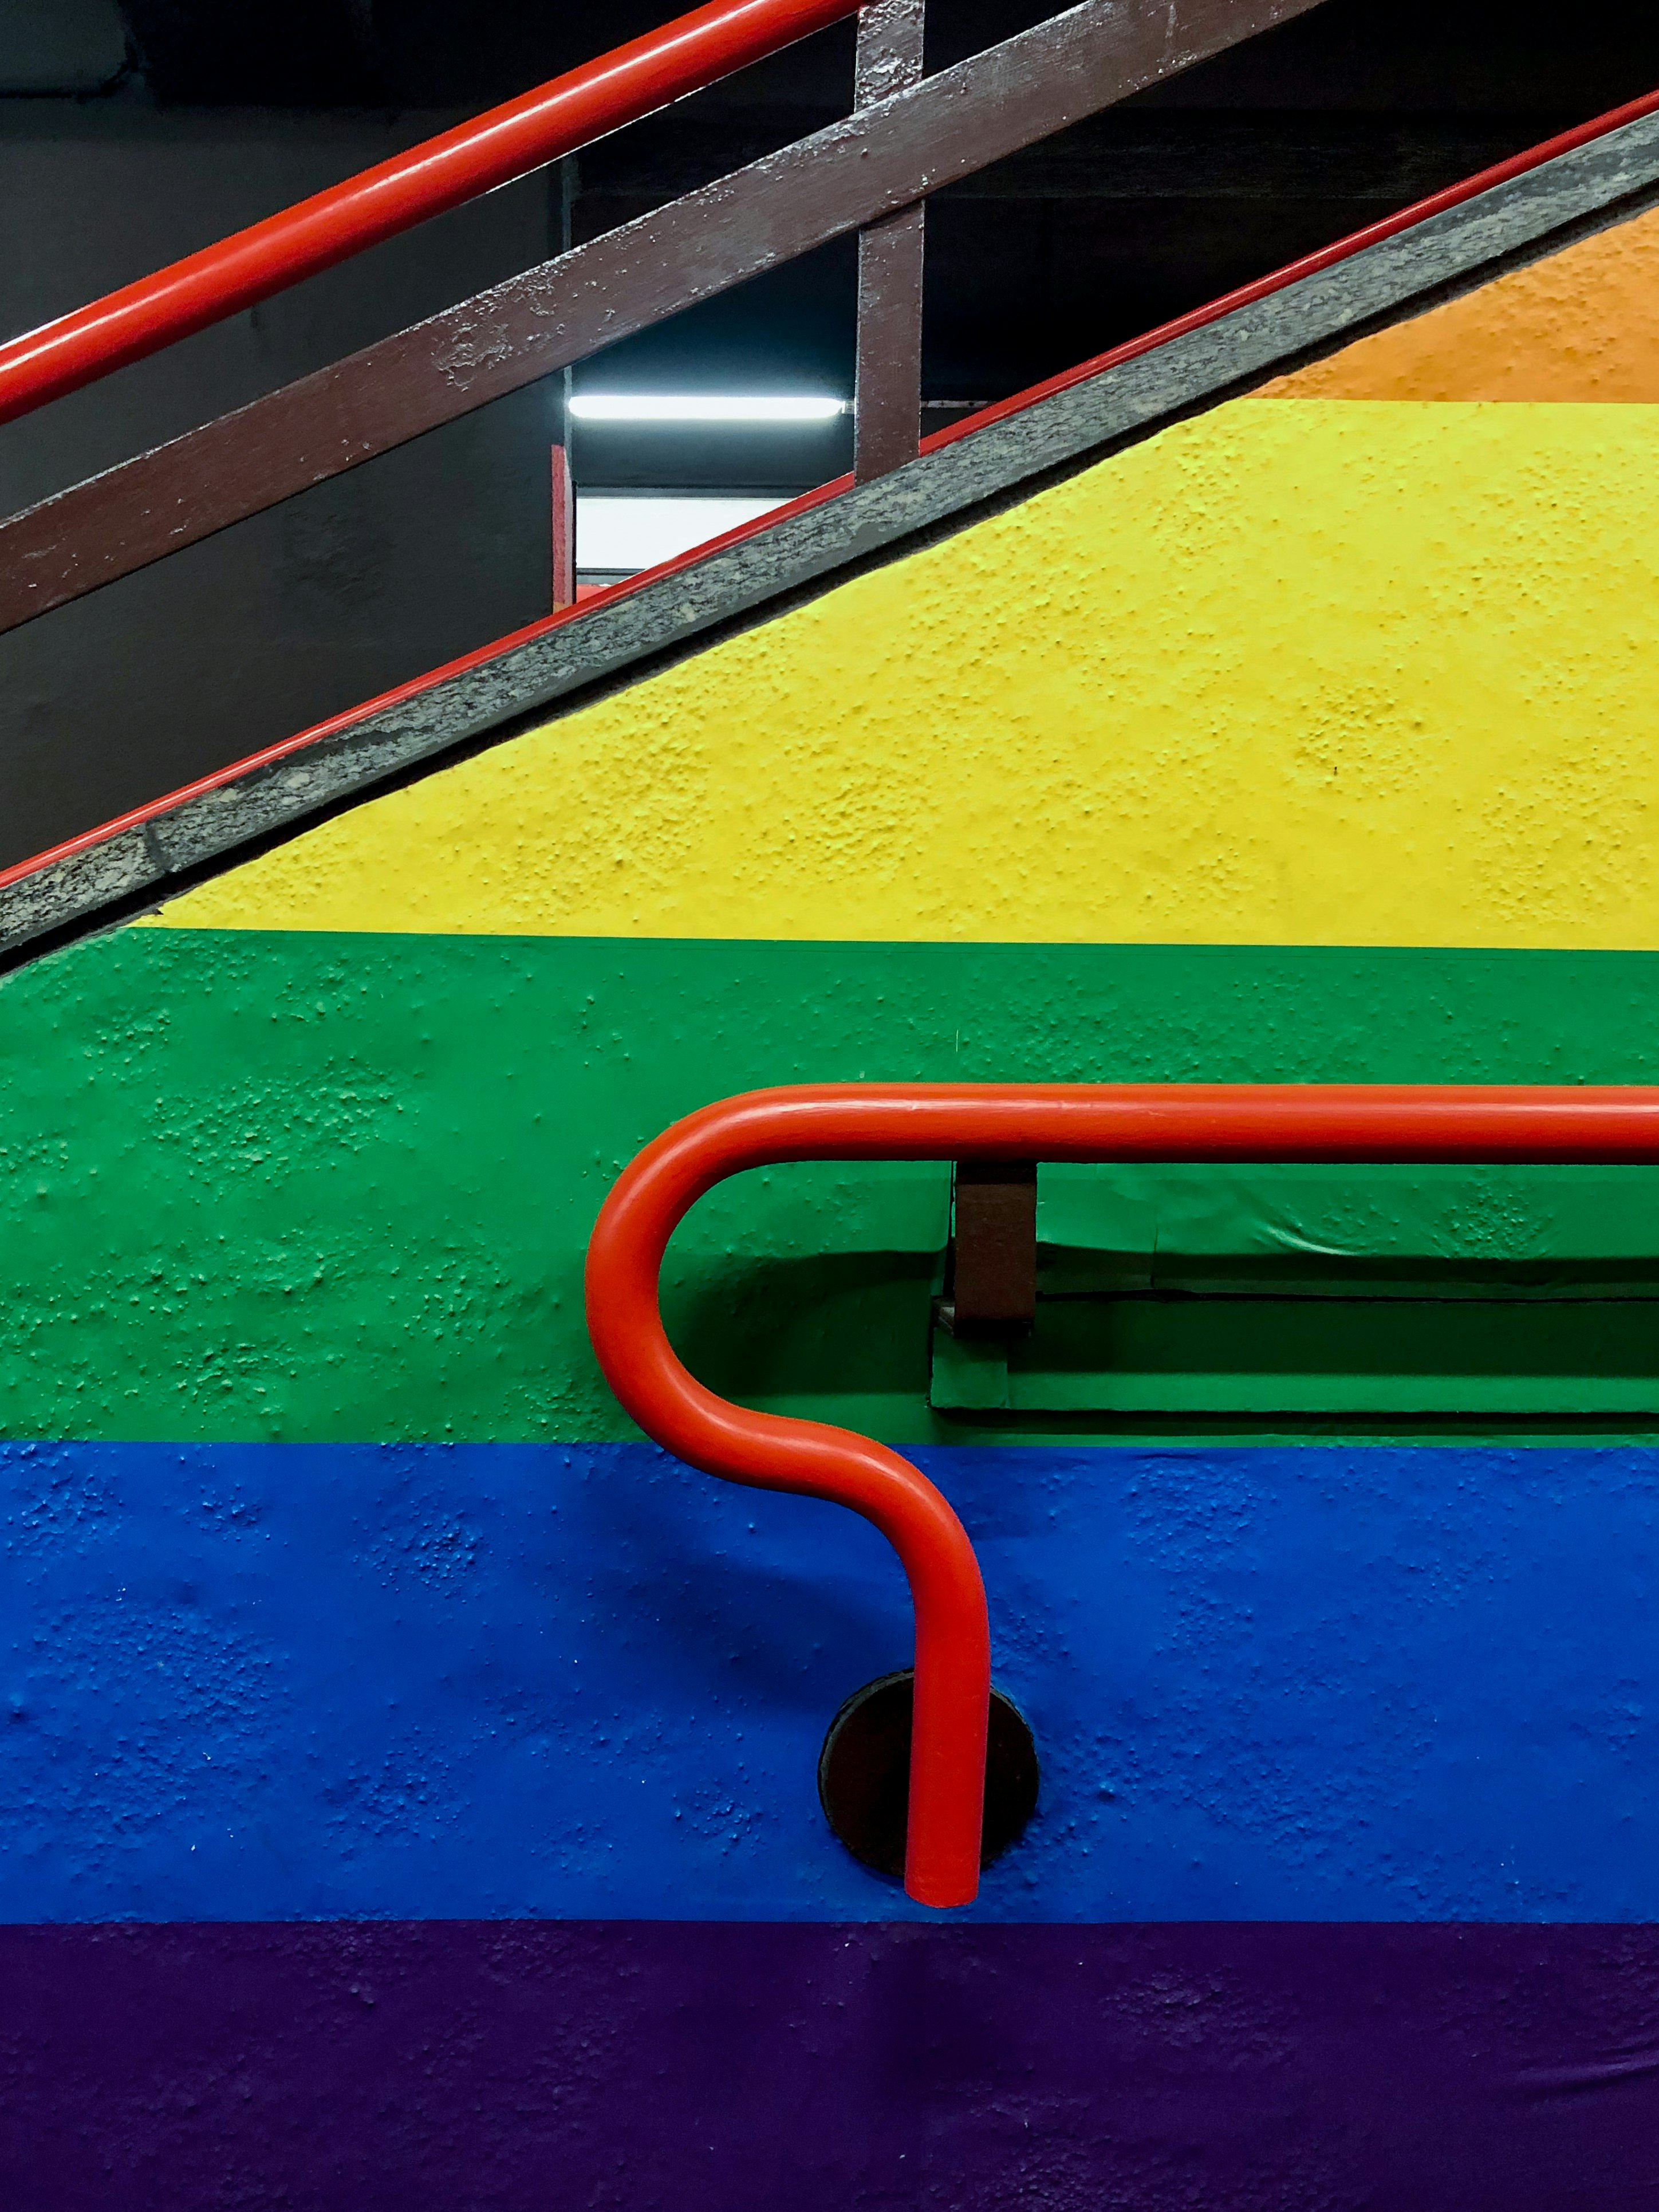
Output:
(3, 1440), (1658, 1922)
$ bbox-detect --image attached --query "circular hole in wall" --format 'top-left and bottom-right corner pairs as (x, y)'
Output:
(817, 1669), (1039, 1880)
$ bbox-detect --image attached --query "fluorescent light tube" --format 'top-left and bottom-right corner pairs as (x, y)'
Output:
(568, 395), (846, 424)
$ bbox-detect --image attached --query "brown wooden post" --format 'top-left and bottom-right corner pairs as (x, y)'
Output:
(853, 0), (925, 483)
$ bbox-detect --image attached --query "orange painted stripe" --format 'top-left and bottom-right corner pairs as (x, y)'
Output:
(1262, 200), (1659, 400)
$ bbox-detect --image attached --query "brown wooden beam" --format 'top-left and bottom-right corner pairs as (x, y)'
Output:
(0, 0), (1335, 637)
(853, 0), (925, 484)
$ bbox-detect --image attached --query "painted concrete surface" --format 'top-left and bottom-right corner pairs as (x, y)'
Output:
(1264, 197), (1659, 398)
(5, 1439), (1659, 1924)
(9, 162), (1659, 2206)
(153, 398), (1659, 951)
(8, 1922), (1659, 2211)
(7, 928), (1659, 1445)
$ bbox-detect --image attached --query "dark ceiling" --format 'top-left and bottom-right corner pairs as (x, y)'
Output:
(107, 0), (1659, 407)
(103, 0), (1659, 115)
(11, 0), (1659, 411)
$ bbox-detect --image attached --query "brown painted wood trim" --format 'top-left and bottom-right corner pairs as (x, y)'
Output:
(0, 0), (1331, 638)
(853, 0), (926, 483)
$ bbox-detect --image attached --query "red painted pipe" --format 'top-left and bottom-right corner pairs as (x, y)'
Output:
(585, 1081), (1659, 1907)
(0, 0), (860, 430)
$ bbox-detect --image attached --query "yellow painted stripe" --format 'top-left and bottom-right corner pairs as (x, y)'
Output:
(1262, 200), (1659, 400)
(153, 399), (1659, 951)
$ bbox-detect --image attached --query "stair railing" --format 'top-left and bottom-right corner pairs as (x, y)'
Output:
(0, 0), (861, 424)
(0, 0), (1341, 640)
(2, 5), (1658, 798)
(586, 1083), (1659, 1907)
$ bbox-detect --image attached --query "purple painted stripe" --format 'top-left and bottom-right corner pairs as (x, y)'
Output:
(4, 1923), (1659, 2209)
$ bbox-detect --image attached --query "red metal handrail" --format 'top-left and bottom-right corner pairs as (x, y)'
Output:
(586, 1081), (1659, 1907)
(0, 0), (859, 430)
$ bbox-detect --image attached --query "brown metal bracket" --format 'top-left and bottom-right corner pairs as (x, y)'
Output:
(941, 1159), (1037, 1338)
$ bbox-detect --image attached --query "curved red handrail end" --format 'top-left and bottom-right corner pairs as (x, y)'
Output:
(585, 1081), (1659, 1908)
(586, 1091), (993, 1908)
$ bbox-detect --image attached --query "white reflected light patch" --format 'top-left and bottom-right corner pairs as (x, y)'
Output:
(575, 495), (791, 574)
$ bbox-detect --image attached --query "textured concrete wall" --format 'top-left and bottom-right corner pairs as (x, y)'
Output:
(1264, 195), (1659, 397)
(160, 396), (1659, 951)
(6, 182), (1659, 2207)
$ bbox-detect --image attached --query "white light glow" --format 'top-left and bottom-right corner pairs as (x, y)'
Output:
(576, 495), (790, 575)
(569, 394), (846, 424)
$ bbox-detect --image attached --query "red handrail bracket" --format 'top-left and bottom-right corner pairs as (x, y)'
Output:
(588, 1081), (1659, 1909)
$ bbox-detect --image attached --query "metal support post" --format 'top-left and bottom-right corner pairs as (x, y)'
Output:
(853, 0), (925, 482)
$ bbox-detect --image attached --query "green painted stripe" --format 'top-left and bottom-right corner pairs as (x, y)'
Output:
(6, 927), (1659, 1446)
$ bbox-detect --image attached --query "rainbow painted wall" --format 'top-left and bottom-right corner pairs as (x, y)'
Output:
(6, 195), (1659, 2204)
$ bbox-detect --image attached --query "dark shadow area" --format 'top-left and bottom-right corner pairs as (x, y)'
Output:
(663, 1247), (939, 1410)
(818, 1668), (1039, 1879)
